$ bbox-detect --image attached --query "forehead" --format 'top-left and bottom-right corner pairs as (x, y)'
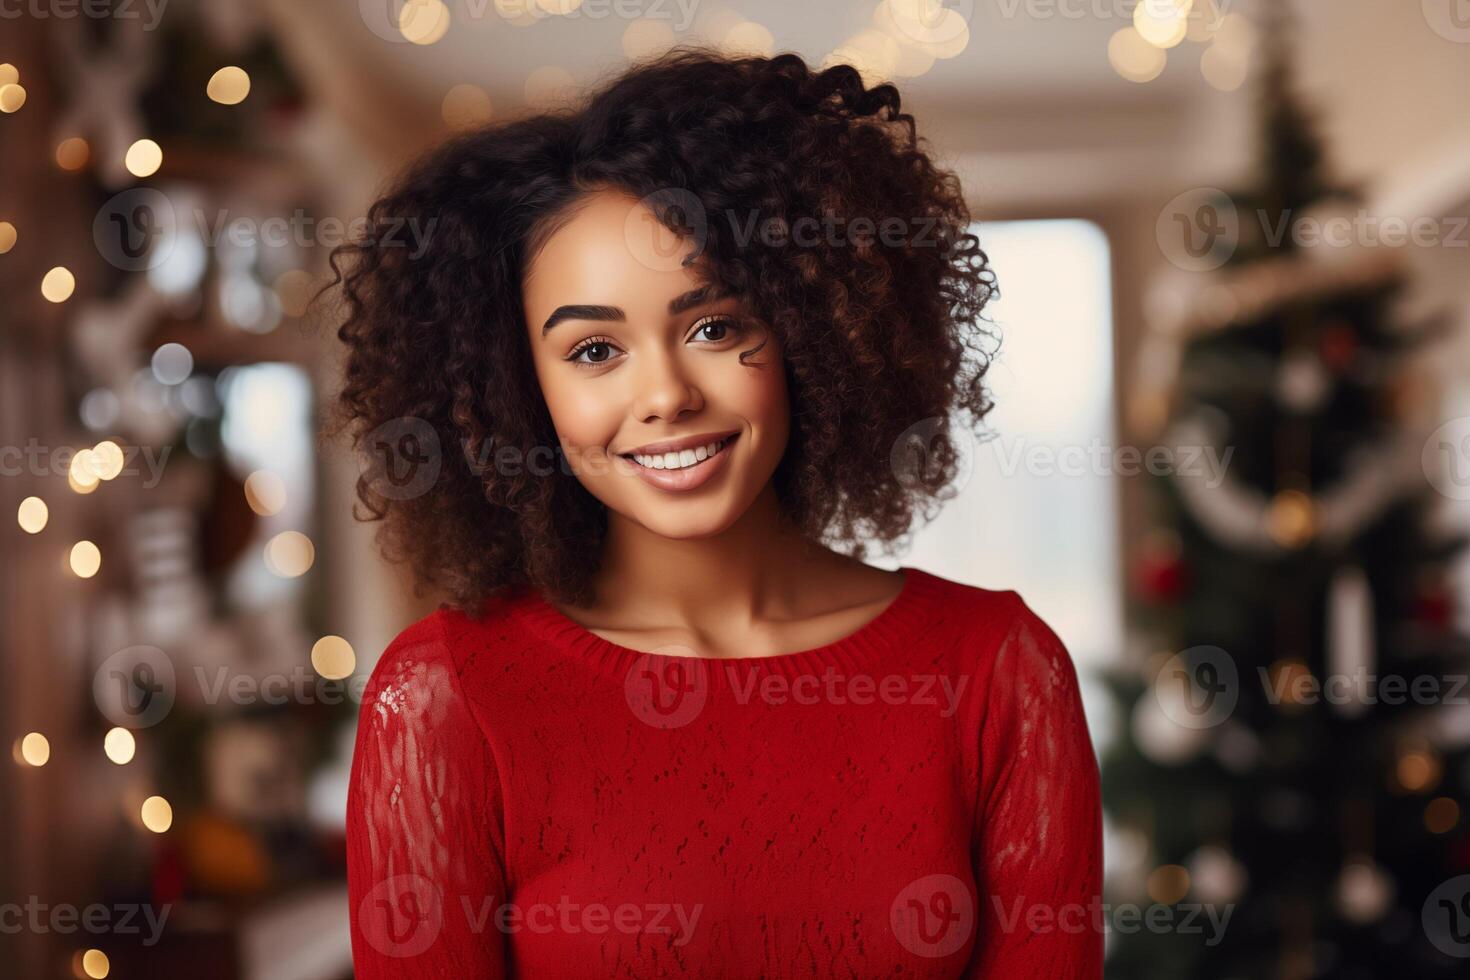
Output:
(522, 189), (708, 320)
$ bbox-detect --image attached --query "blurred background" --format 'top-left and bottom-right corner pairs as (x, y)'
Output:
(2, 0), (1469, 977)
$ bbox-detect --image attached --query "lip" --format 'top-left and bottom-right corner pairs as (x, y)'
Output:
(621, 432), (739, 493)
(619, 429), (740, 457)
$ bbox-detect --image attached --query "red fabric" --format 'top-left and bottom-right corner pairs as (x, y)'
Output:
(346, 566), (1103, 977)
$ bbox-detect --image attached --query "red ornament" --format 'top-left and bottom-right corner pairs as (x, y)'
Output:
(1135, 546), (1190, 603)
(1415, 584), (1454, 632)
(1320, 323), (1358, 373)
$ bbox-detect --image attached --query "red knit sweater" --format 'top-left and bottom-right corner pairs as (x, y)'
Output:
(346, 566), (1104, 977)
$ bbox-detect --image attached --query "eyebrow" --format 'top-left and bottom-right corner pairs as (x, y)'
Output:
(540, 284), (726, 337)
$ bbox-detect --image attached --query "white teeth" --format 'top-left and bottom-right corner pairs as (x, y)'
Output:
(632, 438), (727, 470)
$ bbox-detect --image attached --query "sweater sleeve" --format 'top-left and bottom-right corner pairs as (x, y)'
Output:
(966, 593), (1104, 978)
(346, 614), (509, 978)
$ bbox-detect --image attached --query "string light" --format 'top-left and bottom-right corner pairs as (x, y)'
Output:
(0, 82), (25, 113)
(0, 220), (15, 253)
(264, 531), (315, 577)
(124, 139), (163, 178)
(622, 19), (675, 60)
(442, 84), (493, 129)
(18, 732), (50, 766)
(1108, 27), (1167, 83)
(244, 470), (287, 516)
(56, 137), (90, 171)
(399, 0), (451, 44)
(140, 796), (173, 833)
(17, 496), (48, 533)
(42, 266), (76, 303)
(104, 728), (136, 765)
(69, 540), (102, 578)
(80, 949), (110, 979)
(206, 66), (251, 105)
(311, 635), (357, 680)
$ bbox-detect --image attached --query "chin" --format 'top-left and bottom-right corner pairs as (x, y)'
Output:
(624, 498), (746, 540)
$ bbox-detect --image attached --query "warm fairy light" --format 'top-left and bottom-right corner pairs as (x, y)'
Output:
(1134, 0), (1191, 49)
(244, 470), (287, 516)
(17, 496), (48, 533)
(1266, 489), (1315, 548)
(0, 220), (15, 253)
(124, 138), (163, 178)
(69, 449), (101, 490)
(1426, 797), (1460, 834)
(0, 83), (25, 113)
(442, 84), (493, 129)
(81, 949), (110, 978)
(311, 635), (357, 680)
(0, 63), (16, 86)
(273, 269), (315, 317)
(70, 540), (102, 578)
(42, 266), (76, 303)
(825, 29), (902, 86)
(871, 3), (938, 78)
(91, 440), (125, 481)
(264, 531), (315, 577)
(494, 0), (537, 26)
(1200, 42), (1250, 92)
(524, 66), (577, 108)
(207, 66), (251, 105)
(622, 19), (675, 60)
(140, 795), (173, 833)
(1266, 659), (1313, 709)
(723, 21), (776, 58)
(399, 0), (451, 44)
(1147, 864), (1191, 904)
(1396, 747), (1441, 793)
(883, 0), (970, 58)
(56, 137), (90, 171)
(1108, 27), (1167, 83)
(69, 468), (100, 495)
(104, 727), (136, 765)
(19, 732), (50, 766)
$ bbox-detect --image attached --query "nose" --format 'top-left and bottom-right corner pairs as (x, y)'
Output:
(630, 346), (703, 423)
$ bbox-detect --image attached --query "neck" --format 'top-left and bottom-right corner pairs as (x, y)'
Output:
(588, 483), (830, 626)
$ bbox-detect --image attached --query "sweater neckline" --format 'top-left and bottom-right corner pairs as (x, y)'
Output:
(515, 565), (943, 684)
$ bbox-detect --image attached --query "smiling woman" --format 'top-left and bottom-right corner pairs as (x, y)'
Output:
(327, 44), (1103, 979)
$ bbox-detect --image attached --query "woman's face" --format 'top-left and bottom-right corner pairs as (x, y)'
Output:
(521, 188), (789, 540)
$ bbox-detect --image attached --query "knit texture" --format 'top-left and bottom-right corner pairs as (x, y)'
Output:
(346, 566), (1103, 977)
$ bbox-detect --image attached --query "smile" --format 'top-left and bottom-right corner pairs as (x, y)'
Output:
(619, 434), (739, 492)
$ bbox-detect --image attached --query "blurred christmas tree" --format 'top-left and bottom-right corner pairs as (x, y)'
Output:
(1103, 6), (1470, 979)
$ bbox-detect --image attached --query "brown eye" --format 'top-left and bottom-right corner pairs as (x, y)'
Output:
(565, 337), (622, 367)
(690, 316), (740, 344)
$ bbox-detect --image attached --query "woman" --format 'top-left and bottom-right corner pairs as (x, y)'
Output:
(334, 47), (1102, 978)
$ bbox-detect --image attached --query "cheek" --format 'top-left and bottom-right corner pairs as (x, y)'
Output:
(536, 367), (619, 452)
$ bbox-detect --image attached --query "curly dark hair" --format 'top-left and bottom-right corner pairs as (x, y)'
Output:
(323, 45), (999, 615)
